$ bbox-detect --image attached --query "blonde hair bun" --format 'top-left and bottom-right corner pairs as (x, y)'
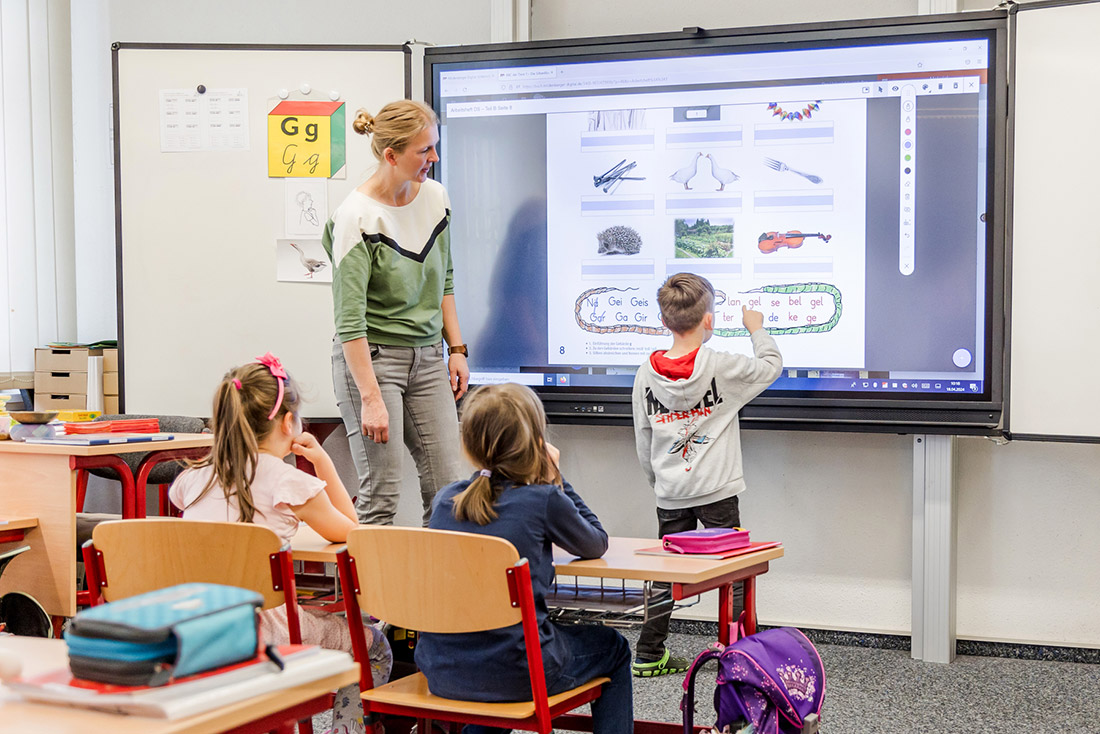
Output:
(353, 108), (375, 136)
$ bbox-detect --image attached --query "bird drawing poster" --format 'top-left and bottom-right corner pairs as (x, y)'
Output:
(284, 178), (327, 238)
(276, 238), (332, 283)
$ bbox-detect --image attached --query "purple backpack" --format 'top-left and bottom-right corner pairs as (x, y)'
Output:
(683, 623), (825, 734)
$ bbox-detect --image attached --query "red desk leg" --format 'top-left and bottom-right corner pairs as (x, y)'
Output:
(70, 456), (139, 519)
(719, 582), (734, 645)
(134, 447), (211, 518)
(718, 578), (756, 644)
(743, 576), (757, 635)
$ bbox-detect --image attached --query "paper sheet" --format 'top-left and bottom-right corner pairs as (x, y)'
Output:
(160, 88), (250, 152)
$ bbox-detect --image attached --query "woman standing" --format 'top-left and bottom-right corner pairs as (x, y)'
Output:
(324, 100), (467, 526)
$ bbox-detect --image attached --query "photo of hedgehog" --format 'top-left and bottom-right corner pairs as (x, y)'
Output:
(596, 225), (643, 255)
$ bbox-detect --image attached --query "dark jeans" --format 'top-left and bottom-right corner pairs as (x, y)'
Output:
(464, 623), (634, 734)
(635, 495), (743, 662)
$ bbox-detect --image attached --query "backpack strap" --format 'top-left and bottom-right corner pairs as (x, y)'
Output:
(728, 609), (749, 644)
(680, 643), (724, 734)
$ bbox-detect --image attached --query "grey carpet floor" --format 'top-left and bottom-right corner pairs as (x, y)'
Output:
(315, 627), (1100, 733)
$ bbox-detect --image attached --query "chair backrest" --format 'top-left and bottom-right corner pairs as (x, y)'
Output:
(343, 526), (523, 633)
(88, 519), (289, 610)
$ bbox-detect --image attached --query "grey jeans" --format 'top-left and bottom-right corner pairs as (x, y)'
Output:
(332, 338), (464, 526)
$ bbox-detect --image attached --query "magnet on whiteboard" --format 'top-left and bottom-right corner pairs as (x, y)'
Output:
(329, 90), (340, 101)
(300, 83), (311, 94)
(277, 88), (289, 99)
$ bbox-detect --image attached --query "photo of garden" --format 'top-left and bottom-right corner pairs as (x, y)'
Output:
(674, 217), (734, 258)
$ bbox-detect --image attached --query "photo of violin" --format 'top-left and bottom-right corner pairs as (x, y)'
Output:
(757, 230), (832, 253)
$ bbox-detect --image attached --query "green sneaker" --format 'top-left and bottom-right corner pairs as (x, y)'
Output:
(632, 649), (690, 678)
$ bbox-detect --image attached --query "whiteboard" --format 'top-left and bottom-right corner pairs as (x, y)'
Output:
(1009, 2), (1100, 439)
(116, 45), (407, 417)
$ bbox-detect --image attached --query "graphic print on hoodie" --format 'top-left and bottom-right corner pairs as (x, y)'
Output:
(631, 332), (783, 510)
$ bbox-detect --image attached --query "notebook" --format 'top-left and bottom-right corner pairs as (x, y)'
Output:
(22, 433), (175, 446)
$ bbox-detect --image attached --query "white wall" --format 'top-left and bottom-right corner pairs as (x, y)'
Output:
(107, 0), (492, 46)
(80, 0), (1100, 648)
(71, 0), (115, 343)
(530, 0), (919, 39)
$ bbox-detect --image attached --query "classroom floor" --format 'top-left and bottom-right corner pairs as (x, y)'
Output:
(313, 627), (1100, 734)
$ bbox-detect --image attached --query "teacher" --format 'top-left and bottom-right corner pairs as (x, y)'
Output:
(324, 100), (467, 526)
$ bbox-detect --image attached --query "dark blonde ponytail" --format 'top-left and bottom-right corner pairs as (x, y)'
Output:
(452, 470), (501, 525)
(187, 362), (301, 523)
(451, 384), (561, 525)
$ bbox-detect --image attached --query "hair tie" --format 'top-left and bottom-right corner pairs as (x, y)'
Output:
(255, 352), (288, 420)
(478, 469), (491, 478)
(232, 378), (242, 390)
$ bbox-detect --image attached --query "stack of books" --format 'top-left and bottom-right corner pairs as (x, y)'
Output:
(64, 418), (161, 434)
(7, 645), (354, 719)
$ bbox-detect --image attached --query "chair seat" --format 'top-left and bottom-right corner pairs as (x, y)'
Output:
(362, 671), (608, 720)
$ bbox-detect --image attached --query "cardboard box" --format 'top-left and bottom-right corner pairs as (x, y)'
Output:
(103, 371), (119, 396)
(35, 347), (102, 372)
(35, 371), (89, 395)
(103, 349), (118, 372)
(104, 396), (120, 414)
(34, 393), (88, 411)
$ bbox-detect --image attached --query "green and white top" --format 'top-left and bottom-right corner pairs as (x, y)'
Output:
(322, 178), (454, 346)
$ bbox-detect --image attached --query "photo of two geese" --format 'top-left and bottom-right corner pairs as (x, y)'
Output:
(668, 152), (825, 191)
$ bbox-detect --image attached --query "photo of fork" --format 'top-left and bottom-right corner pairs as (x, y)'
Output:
(764, 157), (824, 184)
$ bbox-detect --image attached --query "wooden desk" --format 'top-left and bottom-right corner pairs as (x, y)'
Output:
(0, 636), (357, 734)
(552, 538), (783, 734)
(289, 531), (783, 642)
(0, 434), (213, 617)
(553, 537), (784, 642)
(290, 525), (345, 562)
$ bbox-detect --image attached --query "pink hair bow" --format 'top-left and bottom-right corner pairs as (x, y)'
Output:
(256, 352), (288, 420)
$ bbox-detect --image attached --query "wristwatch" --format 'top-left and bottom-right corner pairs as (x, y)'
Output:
(448, 344), (468, 357)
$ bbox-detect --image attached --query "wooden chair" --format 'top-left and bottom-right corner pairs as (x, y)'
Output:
(336, 526), (608, 734)
(82, 519), (314, 734)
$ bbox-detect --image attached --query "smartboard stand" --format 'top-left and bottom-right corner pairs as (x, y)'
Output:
(911, 434), (958, 663)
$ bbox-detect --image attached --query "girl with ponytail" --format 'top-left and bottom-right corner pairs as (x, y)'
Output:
(415, 383), (635, 734)
(169, 354), (393, 705)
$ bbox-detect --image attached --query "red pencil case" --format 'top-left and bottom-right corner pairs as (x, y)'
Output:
(662, 527), (750, 554)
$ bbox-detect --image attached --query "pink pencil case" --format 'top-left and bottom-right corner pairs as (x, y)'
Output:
(662, 527), (750, 554)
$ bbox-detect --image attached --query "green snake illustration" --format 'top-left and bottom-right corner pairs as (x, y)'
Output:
(573, 283), (842, 336)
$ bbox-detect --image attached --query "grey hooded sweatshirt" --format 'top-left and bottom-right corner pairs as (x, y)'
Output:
(631, 330), (782, 509)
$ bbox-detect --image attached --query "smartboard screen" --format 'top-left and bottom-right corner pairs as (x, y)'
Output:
(428, 16), (1006, 431)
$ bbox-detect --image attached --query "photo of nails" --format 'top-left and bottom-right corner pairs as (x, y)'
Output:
(593, 160), (646, 194)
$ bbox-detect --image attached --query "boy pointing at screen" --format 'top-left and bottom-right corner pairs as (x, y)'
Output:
(630, 273), (783, 676)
